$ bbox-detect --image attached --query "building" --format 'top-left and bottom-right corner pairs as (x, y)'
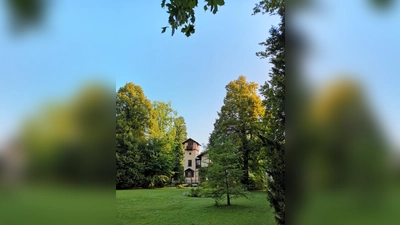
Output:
(182, 138), (209, 184)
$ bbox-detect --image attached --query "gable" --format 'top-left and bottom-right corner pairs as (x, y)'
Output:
(182, 138), (201, 146)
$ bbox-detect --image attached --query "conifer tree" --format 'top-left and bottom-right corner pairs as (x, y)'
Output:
(205, 137), (249, 206)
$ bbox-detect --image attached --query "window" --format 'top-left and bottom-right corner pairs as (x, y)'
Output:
(188, 160), (192, 167)
(196, 159), (201, 168)
(185, 169), (193, 177)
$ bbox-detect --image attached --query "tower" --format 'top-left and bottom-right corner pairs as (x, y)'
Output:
(182, 138), (201, 184)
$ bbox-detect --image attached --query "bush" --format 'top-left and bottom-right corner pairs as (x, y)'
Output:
(190, 187), (201, 197)
(185, 187), (203, 197)
(248, 173), (266, 190)
(200, 181), (208, 188)
(198, 188), (215, 198)
(176, 184), (184, 189)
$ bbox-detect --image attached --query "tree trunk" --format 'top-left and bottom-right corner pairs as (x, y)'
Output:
(225, 170), (231, 206)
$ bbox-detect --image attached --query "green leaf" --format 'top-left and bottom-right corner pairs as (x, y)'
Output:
(185, 25), (195, 37)
(161, 0), (166, 8)
(188, 0), (197, 8)
(215, 0), (225, 6)
(212, 5), (218, 14)
(181, 25), (189, 33)
(161, 26), (167, 33)
(204, 5), (208, 11)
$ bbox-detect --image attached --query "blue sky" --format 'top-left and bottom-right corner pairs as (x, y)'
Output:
(0, 1), (275, 149)
(2, 0), (397, 151)
(296, 0), (400, 149)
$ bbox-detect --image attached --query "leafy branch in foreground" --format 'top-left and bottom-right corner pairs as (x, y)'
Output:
(161, 0), (225, 37)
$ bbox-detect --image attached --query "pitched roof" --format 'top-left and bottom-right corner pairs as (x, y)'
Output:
(182, 138), (201, 146)
(197, 151), (209, 158)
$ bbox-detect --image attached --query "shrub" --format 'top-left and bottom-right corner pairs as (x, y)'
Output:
(198, 188), (215, 198)
(176, 184), (184, 189)
(190, 187), (201, 197)
(248, 173), (266, 191)
(200, 181), (208, 188)
(185, 187), (203, 197)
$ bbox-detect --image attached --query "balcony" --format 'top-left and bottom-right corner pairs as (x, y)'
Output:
(185, 144), (198, 150)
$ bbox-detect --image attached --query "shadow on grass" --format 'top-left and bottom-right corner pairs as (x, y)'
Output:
(205, 204), (253, 209)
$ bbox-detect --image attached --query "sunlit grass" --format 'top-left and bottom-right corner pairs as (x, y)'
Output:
(116, 188), (274, 225)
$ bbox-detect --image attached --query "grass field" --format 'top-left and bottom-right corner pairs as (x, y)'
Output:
(116, 188), (275, 225)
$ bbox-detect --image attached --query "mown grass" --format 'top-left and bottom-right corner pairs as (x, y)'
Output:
(0, 185), (115, 225)
(116, 188), (275, 225)
(295, 187), (400, 225)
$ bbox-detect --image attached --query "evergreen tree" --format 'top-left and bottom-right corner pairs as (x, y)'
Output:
(205, 137), (249, 206)
(254, 1), (285, 224)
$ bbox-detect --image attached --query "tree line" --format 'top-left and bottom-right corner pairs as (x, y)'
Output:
(116, 82), (187, 189)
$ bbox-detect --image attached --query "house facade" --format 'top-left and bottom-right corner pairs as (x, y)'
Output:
(182, 138), (209, 184)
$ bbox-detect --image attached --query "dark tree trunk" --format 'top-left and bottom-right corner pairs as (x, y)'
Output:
(225, 170), (231, 205)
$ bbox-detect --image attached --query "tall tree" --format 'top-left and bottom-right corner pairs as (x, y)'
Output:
(151, 101), (177, 140)
(307, 80), (389, 197)
(172, 116), (188, 182)
(116, 83), (187, 188)
(255, 1), (285, 224)
(211, 75), (265, 188)
(116, 82), (153, 189)
(144, 101), (179, 187)
(20, 83), (114, 186)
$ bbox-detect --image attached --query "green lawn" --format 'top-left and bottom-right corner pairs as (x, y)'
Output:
(116, 188), (275, 225)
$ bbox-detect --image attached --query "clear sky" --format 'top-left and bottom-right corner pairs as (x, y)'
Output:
(0, 1), (275, 150)
(2, 1), (397, 151)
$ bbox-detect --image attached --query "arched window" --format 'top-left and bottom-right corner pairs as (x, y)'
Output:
(185, 169), (193, 177)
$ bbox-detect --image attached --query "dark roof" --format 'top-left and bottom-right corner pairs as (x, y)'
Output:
(197, 151), (209, 158)
(182, 138), (201, 146)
